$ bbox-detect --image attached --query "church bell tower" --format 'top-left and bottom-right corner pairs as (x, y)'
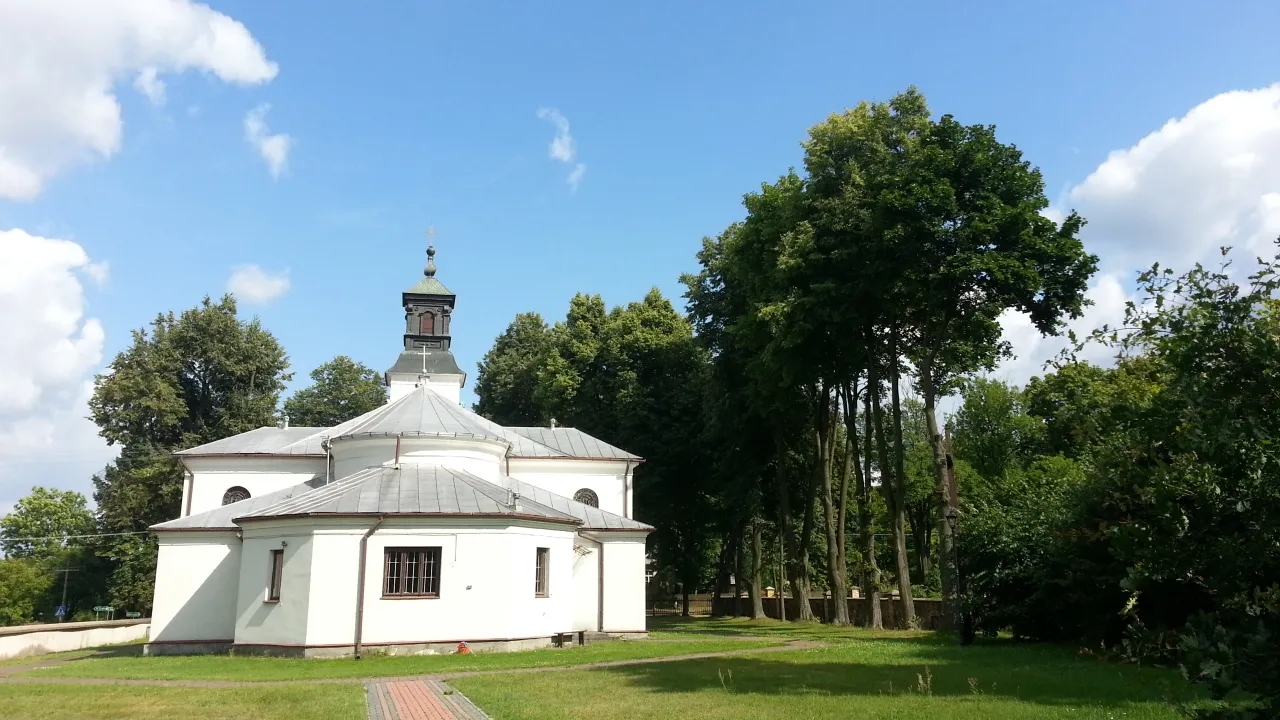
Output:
(384, 230), (466, 403)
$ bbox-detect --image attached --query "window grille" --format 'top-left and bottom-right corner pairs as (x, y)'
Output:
(384, 547), (442, 597)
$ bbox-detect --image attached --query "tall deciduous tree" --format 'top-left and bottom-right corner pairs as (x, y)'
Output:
(283, 355), (386, 427)
(89, 295), (290, 609)
(473, 313), (553, 425)
(0, 487), (95, 562)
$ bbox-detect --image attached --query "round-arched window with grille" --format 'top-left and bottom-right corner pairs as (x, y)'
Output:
(222, 486), (251, 505)
(573, 488), (599, 508)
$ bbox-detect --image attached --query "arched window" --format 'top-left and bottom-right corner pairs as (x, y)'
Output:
(573, 489), (599, 508)
(222, 486), (251, 505)
(420, 311), (435, 335)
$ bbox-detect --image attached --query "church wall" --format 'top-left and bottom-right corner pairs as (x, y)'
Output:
(234, 527), (315, 646)
(507, 458), (632, 518)
(150, 533), (241, 644)
(387, 375), (463, 404)
(596, 533), (650, 633)
(571, 535), (601, 632)
(182, 456), (324, 517)
(290, 519), (575, 647)
(330, 436), (504, 482)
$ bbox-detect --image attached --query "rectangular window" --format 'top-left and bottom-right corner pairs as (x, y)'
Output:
(535, 547), (550, 597)
(267, 549), (284, 602)
(383, 547), (442, 597)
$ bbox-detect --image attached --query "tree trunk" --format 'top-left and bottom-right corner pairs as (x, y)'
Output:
(794, 431), (818, 622)
(887, 329), (918, 628)
(681, 586), (690, 617)
(711, 533), (729, 616)
(774, 431), (789, 622)
(733, 527), (744, 617)
(858, 384), (884, 629)
(750, 519), (765, 619)
(918, 358), (957, 624)
(817, 382), (850, 625)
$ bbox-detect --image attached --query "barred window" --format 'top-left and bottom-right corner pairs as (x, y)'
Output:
(223, 486), (251, 505)
(383, 547), (442, 597)
(535, 547), (550, 597)
(572, 488), (599, 508)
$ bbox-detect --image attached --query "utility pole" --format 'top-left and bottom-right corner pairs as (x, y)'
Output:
(51, 568), (80, 622)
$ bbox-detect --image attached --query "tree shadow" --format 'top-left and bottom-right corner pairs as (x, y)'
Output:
(598, 643), (1204, 709)
(89, 644), (146, 659)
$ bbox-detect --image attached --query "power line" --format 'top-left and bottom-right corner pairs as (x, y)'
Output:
(3, 530), (154, 543)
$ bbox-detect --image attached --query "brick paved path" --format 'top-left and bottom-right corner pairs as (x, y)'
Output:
(368, 679), (492, 720)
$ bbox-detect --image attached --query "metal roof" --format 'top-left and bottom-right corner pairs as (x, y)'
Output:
(174, 427), (326, 457)
(151, 479), (324, 530)
(329, 384), (507, 443)
(237, 465), (578, 525)
(385, 349), (464, 377)
(404, 277), (454, 296)
(509, 478), (653, 532)
(507, 427), (642, 460)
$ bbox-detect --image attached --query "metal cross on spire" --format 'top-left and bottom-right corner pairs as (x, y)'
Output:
(423, 225), (440, 277)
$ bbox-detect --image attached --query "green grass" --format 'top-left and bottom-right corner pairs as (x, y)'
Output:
(0, 683), (365, 720)
(453, 617), (1210, 720)
(20, 637), (780, 682)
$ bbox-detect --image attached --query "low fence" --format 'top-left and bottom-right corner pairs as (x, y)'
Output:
(0, 618), (151, 660)
(710, 596), (948, 629)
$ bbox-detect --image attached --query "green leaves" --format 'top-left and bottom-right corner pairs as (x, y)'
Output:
(283, 356), (386, 427)
(0, 487), (94, 562)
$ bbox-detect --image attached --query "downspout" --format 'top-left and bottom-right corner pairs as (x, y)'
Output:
(623, 460), (633, 519)
(323, 436), (332, 485)
(181, 461), (194, 517)
(597, 540), (605, 632)
(353, 515), (386, 659)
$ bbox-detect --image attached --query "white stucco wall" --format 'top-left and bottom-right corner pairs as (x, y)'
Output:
(507, 458), (633, 518)
(596, 533), (649, 633)
(182, 456), (324, 517)
(234, 527), (315, 646)
(571, 536), (601, 631)
(329, 436), (504, 482)
(0, 623), (151, 660)
(150, 532), (241, 643)
(388, 375), (464, 403)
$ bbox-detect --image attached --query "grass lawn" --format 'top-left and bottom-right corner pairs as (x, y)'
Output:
(453, 617), (1210, 720)
(18, 637), (781, 682)
(0, 683), (365, 720)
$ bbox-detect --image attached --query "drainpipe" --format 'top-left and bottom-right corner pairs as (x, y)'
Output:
(353, 515), (386, 659)
(323, 436), (332, 485)
(623, 460), (634, 519)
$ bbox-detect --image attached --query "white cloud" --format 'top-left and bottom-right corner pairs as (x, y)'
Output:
(133, 67), (166, 106)
(536, 107), (588, 191)
(0, 229), (116, 513)
(226, 264), (290, 305)
(244, 104), (292, 179)
(0, 0), (278, 200)
(987, 84), (1280, 392)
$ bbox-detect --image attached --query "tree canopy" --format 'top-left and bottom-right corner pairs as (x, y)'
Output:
(283, 355), (386, 427)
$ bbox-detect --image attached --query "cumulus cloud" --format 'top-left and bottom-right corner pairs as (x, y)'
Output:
(986, 84), (1280, 391)
(0, 0), (278, 200)
(0, 229), (116, 513)
(226, 264), (290, 305)
(244, 104), (292, 179)
(536, 107), (587, 191)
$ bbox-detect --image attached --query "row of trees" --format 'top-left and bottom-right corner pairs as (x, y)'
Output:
(472, 89), (1276, 714)
(0, 295), (386, 622)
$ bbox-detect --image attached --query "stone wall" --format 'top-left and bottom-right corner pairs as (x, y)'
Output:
(710, 596), (948, 629)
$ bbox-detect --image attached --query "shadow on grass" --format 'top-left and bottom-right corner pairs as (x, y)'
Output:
(90, 644), (145, 659)
(599, 640), (1204, 709)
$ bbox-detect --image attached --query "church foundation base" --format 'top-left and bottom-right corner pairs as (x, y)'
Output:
(230, 635), (577, 658)
(144, 641), (234, 656)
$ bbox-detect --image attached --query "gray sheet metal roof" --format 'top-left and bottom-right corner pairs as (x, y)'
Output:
(330, 385), (507, 443)
(151, 479), (324, 531)
(174, 427), (325, 456)
(385, 349), (464, 377)
(507, 428), (642, 460)
(509, 479), (653, 532)
(405, 277), (453, 296)
(238, 465), (579, 525)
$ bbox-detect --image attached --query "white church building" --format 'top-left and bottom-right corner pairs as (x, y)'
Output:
(146, 245), (652, 657)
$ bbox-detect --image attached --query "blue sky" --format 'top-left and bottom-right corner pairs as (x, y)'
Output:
(4, 0), (1280, 509)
